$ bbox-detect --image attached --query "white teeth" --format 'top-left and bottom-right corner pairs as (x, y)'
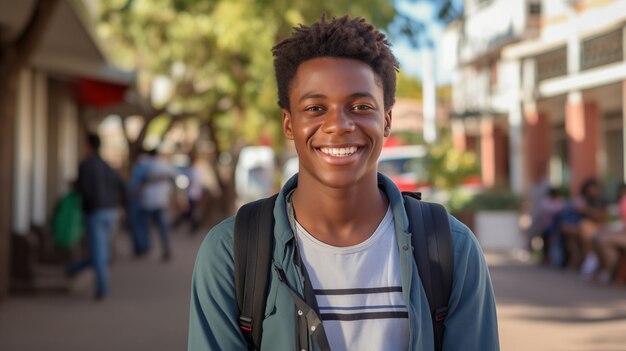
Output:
(320, 146), (358, 157)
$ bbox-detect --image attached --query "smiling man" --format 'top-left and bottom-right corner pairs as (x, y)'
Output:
(188, 15), (499, 351)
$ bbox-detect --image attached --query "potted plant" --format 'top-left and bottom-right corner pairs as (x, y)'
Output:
(461, 190), (523, 251)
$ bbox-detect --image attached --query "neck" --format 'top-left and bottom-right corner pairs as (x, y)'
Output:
(291, 173), (388, 246)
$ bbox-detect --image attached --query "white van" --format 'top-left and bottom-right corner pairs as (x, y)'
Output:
(378, 145), (429, 192)
(235, 146), (276, 202)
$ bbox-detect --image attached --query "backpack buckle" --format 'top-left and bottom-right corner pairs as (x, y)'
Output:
(239, 316), (253, 332)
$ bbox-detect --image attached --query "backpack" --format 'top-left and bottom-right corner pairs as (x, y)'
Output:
(51, 191), (84, 249)
(234, 192), (453, 351)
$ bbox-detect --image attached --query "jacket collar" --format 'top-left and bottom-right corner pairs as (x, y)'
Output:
(273, 173), (411, 250)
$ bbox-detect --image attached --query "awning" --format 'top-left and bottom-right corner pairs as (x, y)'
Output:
(74, 78), (128, 108)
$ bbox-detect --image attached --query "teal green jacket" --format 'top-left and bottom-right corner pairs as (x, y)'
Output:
(188, 174), (500, 350)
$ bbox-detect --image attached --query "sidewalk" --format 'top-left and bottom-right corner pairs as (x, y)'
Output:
(1, 230), (626, 350)
(490, 252), (626, 351)
(0, 226), (205, 351)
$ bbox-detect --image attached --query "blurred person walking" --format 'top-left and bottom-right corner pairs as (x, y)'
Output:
(174, 153), (204, 234)
(538, 187), (566, 265)
(128, 149), (151, 256)
(140, 148), (178, 261)
(67, 133), (126, 300)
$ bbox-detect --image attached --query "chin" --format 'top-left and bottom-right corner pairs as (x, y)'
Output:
(316, 170), (373, 190)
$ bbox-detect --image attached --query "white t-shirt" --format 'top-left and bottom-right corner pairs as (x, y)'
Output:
(295, 207), (409, 351)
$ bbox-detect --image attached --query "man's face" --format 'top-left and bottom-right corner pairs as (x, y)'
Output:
(282, 57), (392, 189)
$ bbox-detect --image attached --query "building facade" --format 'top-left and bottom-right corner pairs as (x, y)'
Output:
(447, 0), (626, 197)
(445, 0), (542, 191)
(0, 0), (134, 299)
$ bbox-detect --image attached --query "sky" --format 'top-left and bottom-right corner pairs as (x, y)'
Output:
(391, 0), (462, 84)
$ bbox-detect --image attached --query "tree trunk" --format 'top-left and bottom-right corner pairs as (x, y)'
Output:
(199, 118), (244, 225)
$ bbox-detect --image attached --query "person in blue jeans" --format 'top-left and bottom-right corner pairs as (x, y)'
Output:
(128, 149), (151, 255)
(139, 148), (178, 261)
(68, 133), (126, 300)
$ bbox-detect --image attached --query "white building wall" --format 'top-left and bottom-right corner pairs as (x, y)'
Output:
(460, 0), (531, 63)
(439, 23), (460, 84)
(12, 70), (33, 235)
(455, 66), (492, 113)
(505, 59), (524, 193)
(31, 72), (48, 226)
(542, 0), (569, 20)
(58, 95), (79, 195)
(451, 0), (541, 115)
(542, 0), (626, 42)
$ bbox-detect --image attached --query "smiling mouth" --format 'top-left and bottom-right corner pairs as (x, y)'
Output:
(318, 146), (359, 157)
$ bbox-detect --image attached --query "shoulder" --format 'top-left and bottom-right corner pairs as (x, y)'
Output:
(196, 216), (236, 267)
(442, 215), (500, 350)
(448, 215), (484, 266)
(448, 215), (474, 246)
(192, 217), (238, 300)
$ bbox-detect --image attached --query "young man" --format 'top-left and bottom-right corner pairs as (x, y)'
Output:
(188, 15), (499, 350)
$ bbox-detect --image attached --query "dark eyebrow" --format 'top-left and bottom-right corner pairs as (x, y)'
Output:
(299, 92), (375, 103)
(299, 93), (326, 103)
(349, 92), (375, 99)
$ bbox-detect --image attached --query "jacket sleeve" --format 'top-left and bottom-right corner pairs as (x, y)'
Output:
(188, 217), (248, 350)
(443, 217), (500, 350)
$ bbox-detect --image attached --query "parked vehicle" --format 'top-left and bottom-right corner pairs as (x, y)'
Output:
(378, 145), (429, 192)
(235, 146), (276, 202)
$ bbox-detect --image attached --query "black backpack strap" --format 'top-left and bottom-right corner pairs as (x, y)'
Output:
(403, 193), (454, 351)
(234, 194), (278, 351)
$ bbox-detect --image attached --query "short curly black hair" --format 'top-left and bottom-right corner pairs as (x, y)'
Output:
(272, 15), (399, 111)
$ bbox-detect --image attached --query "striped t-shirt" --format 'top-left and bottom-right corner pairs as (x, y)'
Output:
(295, 207), (409, 351)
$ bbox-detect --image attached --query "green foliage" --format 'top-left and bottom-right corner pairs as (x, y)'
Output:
(446, 189), (475, 213)
(436, 85), (452, 104)
(96, 0), (403, 149)
(391, 130), (424, 145)
(396, 72), (422, 100)
(445, 187), (522, 213)
(461, 190), (522, 211)
(425, 134), (479, 191)
(95, 0), (455, 154)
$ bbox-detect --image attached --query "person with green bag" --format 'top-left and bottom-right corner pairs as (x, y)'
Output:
(51, 188), (84, 249)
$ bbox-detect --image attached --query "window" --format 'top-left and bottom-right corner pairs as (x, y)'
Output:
(529, 3), (541, 15)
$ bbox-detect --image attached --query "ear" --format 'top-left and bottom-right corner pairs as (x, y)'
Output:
(282, 109), (294, 140)
(384, 109), (392, 137)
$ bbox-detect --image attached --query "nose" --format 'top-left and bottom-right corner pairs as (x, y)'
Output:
(321, 107), (355, 134)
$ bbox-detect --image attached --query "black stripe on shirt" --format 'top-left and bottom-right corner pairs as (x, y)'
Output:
(314, 286), (403, 296)
(321, 311), (409, 321)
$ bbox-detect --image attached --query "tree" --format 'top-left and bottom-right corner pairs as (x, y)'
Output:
(0, 0), (62, 300)
(95, 0), (457, 219)
(396, 72), (423, 100)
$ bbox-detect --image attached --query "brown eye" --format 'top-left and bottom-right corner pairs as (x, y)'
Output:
(305, 105), (325, 112)
(352, 104), (373, 111)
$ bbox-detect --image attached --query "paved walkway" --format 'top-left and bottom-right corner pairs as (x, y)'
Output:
(1, 230), (626, 350)
(0, 227), (204, 351)
(490, 252), (626, 351)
